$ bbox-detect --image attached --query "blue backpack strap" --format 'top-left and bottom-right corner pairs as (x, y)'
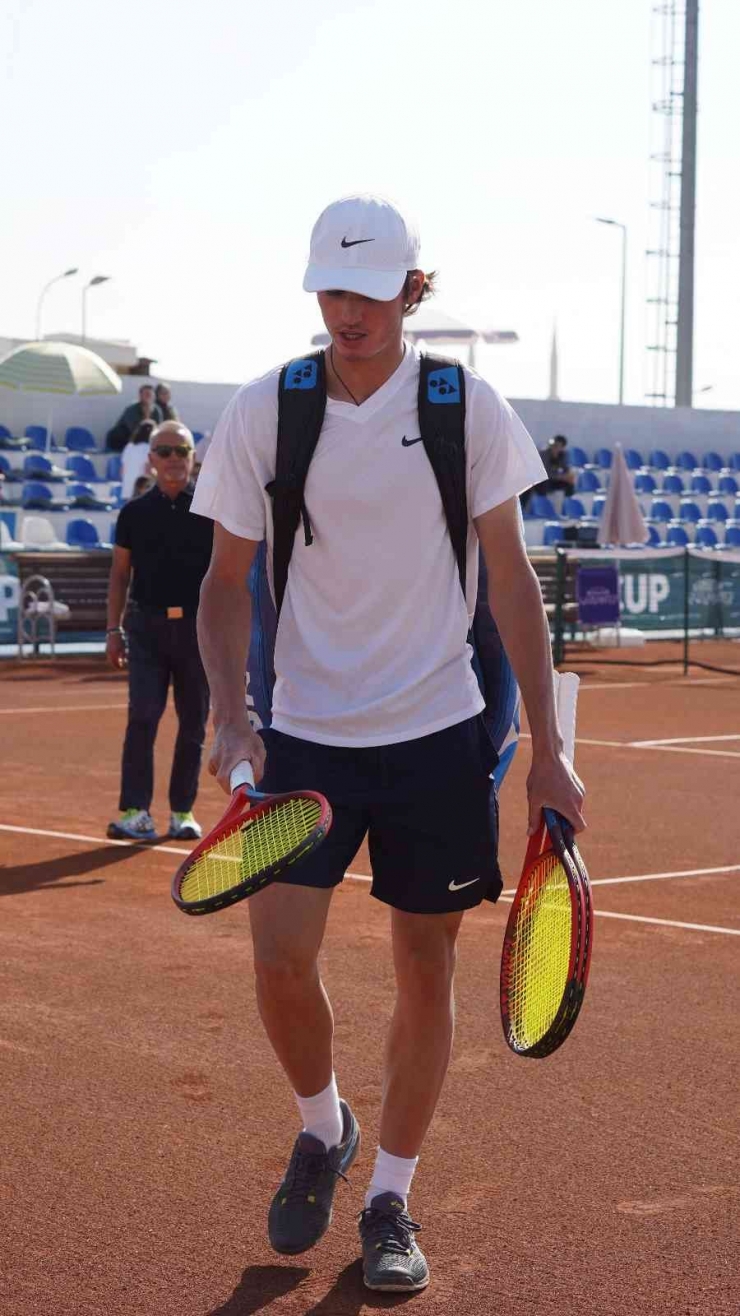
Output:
(268, 351), (327, 617)
(417, 353), (468, 594)
(418, 352), (519, 785)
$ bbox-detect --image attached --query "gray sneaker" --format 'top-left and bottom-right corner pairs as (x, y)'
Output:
(107, 809), (158, 842)
(359, 1191), (430, 1292)
(267, 1100), (360, 1255)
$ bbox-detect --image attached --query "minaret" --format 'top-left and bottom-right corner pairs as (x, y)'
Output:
(548, 324), (559, 400)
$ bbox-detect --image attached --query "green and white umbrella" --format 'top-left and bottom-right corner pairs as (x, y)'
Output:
(0, 339), (121, 450)
(0, 339), (122, 397)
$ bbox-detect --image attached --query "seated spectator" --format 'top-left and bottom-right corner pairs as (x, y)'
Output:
(155, 381), (178, 421)
(522, 434), (575, 510)
(121, 420), (156, 500)
(106, 384), (162, 452)
(133, 474), (154, 498)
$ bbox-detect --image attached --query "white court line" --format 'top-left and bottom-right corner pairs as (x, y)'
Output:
(4, 824), (740, 937)
(631, 734), (740, 746)
(0, 704), (127, 715)
(501, 861), (740, 896)
(520, 732), (740, 759)
(495, 895), (739, 937)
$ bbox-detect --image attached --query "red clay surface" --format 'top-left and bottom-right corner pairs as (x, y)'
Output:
(1, 658), (739, 1315)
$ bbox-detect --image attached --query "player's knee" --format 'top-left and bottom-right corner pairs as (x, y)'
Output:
(253, 948), (319, 997)
(396, 937), (458, 999)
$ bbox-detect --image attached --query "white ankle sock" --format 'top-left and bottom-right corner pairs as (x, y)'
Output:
(365, 1146), (419, 1209)
(294, 1075), (344, 1151)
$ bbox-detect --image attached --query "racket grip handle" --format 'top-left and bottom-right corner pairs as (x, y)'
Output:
(230, 759), (256, 792)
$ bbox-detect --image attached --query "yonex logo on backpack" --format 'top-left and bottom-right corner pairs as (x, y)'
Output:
(427, 368), (459, 404)
(286, 360), (319, 391)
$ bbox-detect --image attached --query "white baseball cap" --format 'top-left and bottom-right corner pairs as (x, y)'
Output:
(303, 194), (420, 301)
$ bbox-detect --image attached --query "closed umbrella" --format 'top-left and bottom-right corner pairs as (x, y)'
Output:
(598, 442), (649, 546)
(0, 340), (121, 449)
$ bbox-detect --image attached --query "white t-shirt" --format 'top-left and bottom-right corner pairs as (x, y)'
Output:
(120, 442), (151, 500)
(192, 346), (546, 747)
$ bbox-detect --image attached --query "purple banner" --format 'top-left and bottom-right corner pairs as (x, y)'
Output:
(577, 564), (620, 625)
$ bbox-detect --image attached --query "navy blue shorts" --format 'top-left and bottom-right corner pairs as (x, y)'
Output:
(259, 716), (502, 915)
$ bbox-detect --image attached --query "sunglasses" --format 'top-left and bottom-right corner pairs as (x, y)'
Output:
(153, 444), (192, 458)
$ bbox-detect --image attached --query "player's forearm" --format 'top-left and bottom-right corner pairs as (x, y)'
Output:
(106, 570), (130, 629)
(197, 572), (253, 729)
(487, 563), (561, 757)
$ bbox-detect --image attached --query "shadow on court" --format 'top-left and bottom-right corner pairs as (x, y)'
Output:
(208, 1265), (310, 1314)
(0, 844), (147, 897)
(305, 1260), (420, 1312)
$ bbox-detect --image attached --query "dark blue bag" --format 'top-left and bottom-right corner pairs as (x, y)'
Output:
(247, 351), (519, 789)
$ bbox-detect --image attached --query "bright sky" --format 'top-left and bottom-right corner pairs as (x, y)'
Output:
(3, 0), (738, 409)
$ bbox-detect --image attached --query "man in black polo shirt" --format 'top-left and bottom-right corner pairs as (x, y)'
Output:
(106, 421), (213, 842)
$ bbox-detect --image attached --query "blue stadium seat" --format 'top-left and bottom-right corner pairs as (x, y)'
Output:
(666, 522), (689, 547)
(66, 518), (103, 548)
(542, 521), (563, 547)
(24, 425), (51, 450)
(648, 449), (670, 471)
(695, 523), (718, 548)
(662, 473), (685, 496)
(0, 424), (12, 441)
(576, 469), (602, 493)
(679, 500), (701, 524)
(645, 523), (661, 547)
(729, 453), (740, 472)
(634, 472), (657, 495)
(675, 450), (698, 471)
(718, 474), (739, 497)
(592, 447), (612, 469)
(690, 473), (712, 495)
(569, 445), (588, 469)
(706, 500), (729, 522)
(702, 451), (724, 472)
(624, 448), (644, 470)
(591, 495), (606, 518)
(192, 431), (205, 446)
(0, 454), (19, 479)
(562, 496), (586, 519)
(64, 426), (97, 452)
(649, 499), (673, 523)
(66, 454), (98, 482)
(23, 453), (70, 483)
(724, 525), (740, 548)
(67, 481), (112, 510)
(21, 480), (54, 509)
(106, 454), (122, 481)
(528, 493), (558, 518)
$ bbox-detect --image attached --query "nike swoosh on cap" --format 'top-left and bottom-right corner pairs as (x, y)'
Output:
(448, 877), (480, 891)
(401, 435), (423, 447)
(341, 236), (375, 248)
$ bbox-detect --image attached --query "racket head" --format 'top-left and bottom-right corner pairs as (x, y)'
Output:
(171, 787), (332, 916)
(500, 809), (585, 1058)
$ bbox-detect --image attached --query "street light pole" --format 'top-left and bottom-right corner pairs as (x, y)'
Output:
(81, 276), (111, 343)
(35, 268), (78, 340)
(595, 217), (627, 405)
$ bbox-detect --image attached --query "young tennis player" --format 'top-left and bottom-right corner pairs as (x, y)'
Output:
(192, 194), (585, 1291)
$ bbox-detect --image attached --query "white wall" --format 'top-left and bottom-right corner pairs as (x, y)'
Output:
(1, 365), (739, 460)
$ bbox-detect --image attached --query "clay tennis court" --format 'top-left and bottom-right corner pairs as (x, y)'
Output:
(1, 657), (738, 1315)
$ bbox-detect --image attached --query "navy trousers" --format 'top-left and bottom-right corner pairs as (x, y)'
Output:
(119, 612), (210, 813)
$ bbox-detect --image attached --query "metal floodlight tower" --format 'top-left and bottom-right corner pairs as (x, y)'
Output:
(645, 1), (699, 408)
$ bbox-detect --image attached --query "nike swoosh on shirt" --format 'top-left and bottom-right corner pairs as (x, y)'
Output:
(448, 877), (480, 892)
(401, 435), (423, 447)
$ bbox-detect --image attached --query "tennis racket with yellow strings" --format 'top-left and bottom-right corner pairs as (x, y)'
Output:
(171, 761), (332, 916)
(500, 672), (593, 1059)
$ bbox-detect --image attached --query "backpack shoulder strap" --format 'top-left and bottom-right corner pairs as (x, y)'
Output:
(270, 350), (327, 616)
(417, 352), (468, 596)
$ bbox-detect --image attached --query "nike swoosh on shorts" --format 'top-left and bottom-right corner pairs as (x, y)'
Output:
(448, 878), (480, 892)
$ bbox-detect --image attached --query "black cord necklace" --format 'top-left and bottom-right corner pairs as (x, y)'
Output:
(329, 345), (361, 406)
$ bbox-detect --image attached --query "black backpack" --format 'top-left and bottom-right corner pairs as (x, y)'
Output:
(247, 350), (520, 789)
